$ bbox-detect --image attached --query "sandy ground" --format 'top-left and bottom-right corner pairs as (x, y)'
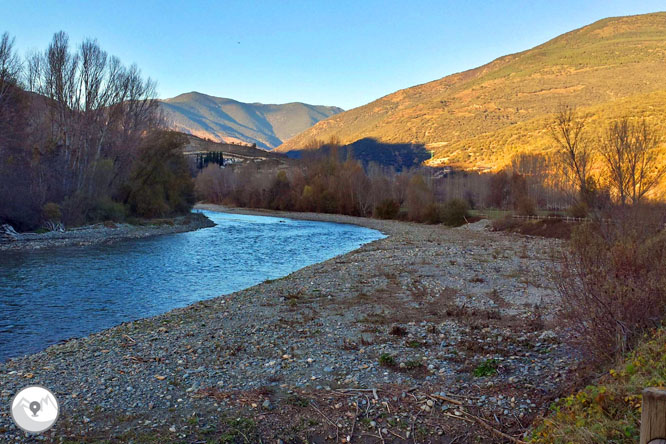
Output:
(0, 206), (576, 443)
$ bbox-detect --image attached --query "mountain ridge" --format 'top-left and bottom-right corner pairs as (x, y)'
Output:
(276, 12), (666, 170)
(160, 92), (343, 149)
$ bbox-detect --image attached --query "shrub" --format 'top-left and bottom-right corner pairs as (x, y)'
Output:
(558, 220), (666, 366)
(379, 353), (396, 367)
(531, 328), (666, 444)
(567, 201), (589, 219)
(441, 199), (469, 227)
(88, 199), (127, 222)
(42, 202), (62, 223)
(389, 325), (408, 336)
(373, 198), (400, 219)
(423, 203), (443, 224)
(515, 196), (537, 216)
(473, 359), (498, 377)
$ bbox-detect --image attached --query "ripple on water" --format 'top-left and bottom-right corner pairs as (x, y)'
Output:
(0, 210), (384, 361)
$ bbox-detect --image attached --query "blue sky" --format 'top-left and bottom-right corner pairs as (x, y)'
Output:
(1, 1), (664, 109)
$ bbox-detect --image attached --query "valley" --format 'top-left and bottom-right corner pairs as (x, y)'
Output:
(0, 207), (570, 443)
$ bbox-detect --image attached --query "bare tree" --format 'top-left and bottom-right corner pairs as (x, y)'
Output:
(550, 106), (593, 203)
(27, 31), (159, 198)
(599, 118), (664, 205)
(0, 32), (21, 104)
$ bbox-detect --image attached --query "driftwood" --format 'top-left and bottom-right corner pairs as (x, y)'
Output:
(45, 221), (65, 232)
(1, 224), (20, 241)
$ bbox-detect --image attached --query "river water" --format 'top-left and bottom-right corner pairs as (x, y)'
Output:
(0, 210), (384, 361)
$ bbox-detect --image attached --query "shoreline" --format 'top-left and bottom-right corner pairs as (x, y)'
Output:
(0, 208), (573, 442)
(195, 203), (398, 232)
(0, 212), (215, 252)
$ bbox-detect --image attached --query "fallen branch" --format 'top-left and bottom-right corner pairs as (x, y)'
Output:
(428, 393), (463, 406)
(310, 401), (339, 442)
(462, 411), (528, 444)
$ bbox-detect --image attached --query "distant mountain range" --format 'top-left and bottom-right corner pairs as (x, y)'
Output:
(159, 92), (343, 149)
(276, 12), (666, 171)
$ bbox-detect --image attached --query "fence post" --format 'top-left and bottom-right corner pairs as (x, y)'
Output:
(641, 388), (666, 444)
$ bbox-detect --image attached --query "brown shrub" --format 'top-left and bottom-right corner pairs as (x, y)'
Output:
(558, 217), (666, 366)
(373, 198), (400, 219)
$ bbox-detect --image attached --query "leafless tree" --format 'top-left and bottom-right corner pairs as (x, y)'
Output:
(550, 106), (593, 203)
(27, 31), (159, 197)
(599, 118), (664, 205)
(0, 32), (21, 102)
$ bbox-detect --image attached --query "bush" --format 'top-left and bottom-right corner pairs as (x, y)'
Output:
(567, 201), (589, 219)
(532, 328), (666, 444)
(515, 196), (537, 216)
(441, 199), (469, 227)
(88, 199), (127, 222)
(379, 353), (396, 367)
(42, 202), (62, 223)
(423, 203), (443, 224)
(558, 221), (666, 366)
(373, 199), (400, 219)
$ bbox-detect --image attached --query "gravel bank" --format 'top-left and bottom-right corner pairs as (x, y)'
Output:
(0, 206), (576, 443)
(0, 213), (215, 251)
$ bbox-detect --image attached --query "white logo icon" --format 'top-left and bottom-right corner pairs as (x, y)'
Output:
(10, 386), (59, 434)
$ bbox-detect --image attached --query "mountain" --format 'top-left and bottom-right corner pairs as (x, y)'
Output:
(276, 12), (666, 170)
(159, 92), (343, 149)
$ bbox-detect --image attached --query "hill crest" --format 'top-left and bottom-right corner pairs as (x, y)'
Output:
(276, 12), (666, 170)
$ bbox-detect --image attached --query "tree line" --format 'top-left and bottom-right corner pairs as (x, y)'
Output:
(194, 144), (568, 226)
(195, 105), (664, 226)
(0, 31), (194, 231)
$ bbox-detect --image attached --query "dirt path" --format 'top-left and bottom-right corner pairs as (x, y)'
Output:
(0, 207), (575, 443)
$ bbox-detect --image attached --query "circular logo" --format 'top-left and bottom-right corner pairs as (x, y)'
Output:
(10, 386), (59, 434)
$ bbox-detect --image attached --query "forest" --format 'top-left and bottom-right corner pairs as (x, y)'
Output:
(0, 31), (194, 231)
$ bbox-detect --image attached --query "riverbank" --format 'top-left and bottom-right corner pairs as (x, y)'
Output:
(0, 207), (576, 443)
(0, 213), (215, 251)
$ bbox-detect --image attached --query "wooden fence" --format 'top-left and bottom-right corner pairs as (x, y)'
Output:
(641, 387), (666, 444)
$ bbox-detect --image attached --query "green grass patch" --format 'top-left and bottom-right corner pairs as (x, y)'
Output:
(473, 359), (498, 377)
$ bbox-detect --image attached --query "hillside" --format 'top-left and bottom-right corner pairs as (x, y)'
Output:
(180, 134), (287, 165)
(276, 12), (666, 170)
(160, 92), (342, 149)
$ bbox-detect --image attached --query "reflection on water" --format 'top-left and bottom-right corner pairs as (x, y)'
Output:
(0, 210), (384, 361)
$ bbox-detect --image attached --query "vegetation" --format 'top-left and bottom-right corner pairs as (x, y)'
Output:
(276, 12), (666, 195)
(473, 359), (499, 377)
(125, 132), (195, 219)
(558, 208), (666, 366)
(0, 31), (194, 231)
(379, 353), (396, 367)
(532, 328), (666, 443)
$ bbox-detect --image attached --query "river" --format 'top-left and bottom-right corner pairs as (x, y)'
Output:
(0, 210), (384, 361)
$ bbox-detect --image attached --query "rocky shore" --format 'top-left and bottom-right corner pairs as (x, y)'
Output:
(0, 206), (576, 443)
(0, 213), (215, 251)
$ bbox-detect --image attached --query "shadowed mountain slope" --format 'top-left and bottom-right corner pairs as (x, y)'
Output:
(160, 92), (342, 149)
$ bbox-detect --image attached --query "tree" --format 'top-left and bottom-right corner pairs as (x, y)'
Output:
(550, 106), (593, 204)
(125, 132), (195, 218)
(599, 118), (664, 206)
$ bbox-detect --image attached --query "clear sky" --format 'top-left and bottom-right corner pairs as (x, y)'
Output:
(2, 1), (665, 109)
